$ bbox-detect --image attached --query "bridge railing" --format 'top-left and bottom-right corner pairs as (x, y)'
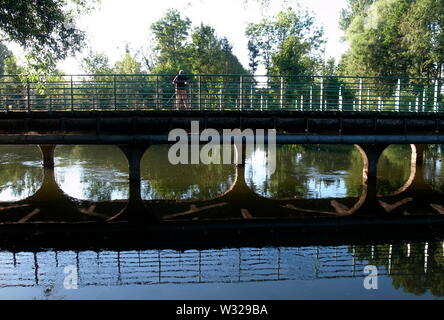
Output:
(0, 74), (442, 112)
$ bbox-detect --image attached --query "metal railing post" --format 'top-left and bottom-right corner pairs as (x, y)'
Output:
(339, 86), (343, 112)
(358, 78), (363, 111)
(250, 83), (253, 109)
(434, 79), (439, 112)
(219, 80), (223, 111)
(239, 76), (243, 110)
(156, 76), (159, 109)
(198, 76), (201, 110)
(70, 76), (74, 111)
(368, 89), (371, 110)
(309, 86), (313, 111)
(395, 78), (401, 112)
(114, 75), (119, 111)
(320, 77), (324, 111)
(26, 79), (31, 112)
(280, 76), (284, 109)
(189, 82), (193, 109)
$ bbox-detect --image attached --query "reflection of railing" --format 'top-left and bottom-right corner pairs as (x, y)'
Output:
(0, 244), (439, 289)
(0, 74), (442, 112)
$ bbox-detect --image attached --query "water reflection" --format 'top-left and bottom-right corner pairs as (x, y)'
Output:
(0, 239), (443, 299)
(425, 145), (444, 193)
(0, 144), (441, 203)
(247, 145), (365, 199)
(141, 145), (236, 200)
(378, 145), (413, 195)
(0, 145), (42, 201)
(353, 241), (444, 297)
(55, 145), (129, 201)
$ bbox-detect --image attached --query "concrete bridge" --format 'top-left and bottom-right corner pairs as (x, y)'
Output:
(0, 74), (444, 229)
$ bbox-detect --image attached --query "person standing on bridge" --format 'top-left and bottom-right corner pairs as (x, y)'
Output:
(172, 70), (190, 109)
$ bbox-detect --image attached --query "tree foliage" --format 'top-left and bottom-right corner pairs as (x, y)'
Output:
(245, 8), (325, 75)
(81, 50), (112, 75)
(340, 0), (444, 78)
(149, 9), (248, 75)
(146, 9), (246, 74)
(150, 8), (192, 74)
(0, 41), (11, 74)
(0, 0), (98, 72)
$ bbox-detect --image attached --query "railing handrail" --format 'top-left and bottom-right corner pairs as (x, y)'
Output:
(0, 73), (441, 113)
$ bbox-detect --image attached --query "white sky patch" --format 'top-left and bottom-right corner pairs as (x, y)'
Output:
(7, 0), (349, 74)
(55, 166), (85, 199)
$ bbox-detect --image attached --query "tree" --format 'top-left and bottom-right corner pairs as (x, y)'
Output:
(150, 8), (191, 74)
(339, 0), (410, 77)
(0, 42), (11, 74)
(189, 24), (223, 74)
(114, 47), (143, 74)
(219, 37), (247, 74)
(246, 7), (325, 75)
(0, 0), (98, 72)
(400, 0), (444, 78)
(339, 0), (444, 78)
(2, 55), (24, 75)
(149, 10), (248, 75)
(81, 51), (113, 75)
(245, 19), (275, 74)
(189, 24), (247, 74)
(247, 40), (260, 74)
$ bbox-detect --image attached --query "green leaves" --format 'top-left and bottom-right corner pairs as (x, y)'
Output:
(0, 0), (98, 73)
(340, 0), (444, 78)
(150, 8), (191, 74)
(150, 9), (248, 75)
(246, 7), (325, 75)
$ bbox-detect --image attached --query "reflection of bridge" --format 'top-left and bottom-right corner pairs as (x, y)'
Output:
(0, 243), (438, 291)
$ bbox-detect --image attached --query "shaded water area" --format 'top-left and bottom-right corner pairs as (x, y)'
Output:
(0, 144), (444, 299)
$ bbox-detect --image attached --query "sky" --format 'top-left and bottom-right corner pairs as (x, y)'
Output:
(12, 0), (350, 74)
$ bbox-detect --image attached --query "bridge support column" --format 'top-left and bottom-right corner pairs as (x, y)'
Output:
(119, 145), (150, 182)
(353, 144), (388, 215)
(39, 145), (56, 168)
(234, 143), (247, 167)
(222, 143), (258, 202)
(357, 144), (389, 180)
(111, 145), (151, 222)
(415, 144), (426, 165)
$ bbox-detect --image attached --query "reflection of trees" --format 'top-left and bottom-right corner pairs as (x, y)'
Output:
(55, 145), (129, 200)
(377, 145), (412, 195)
(343, 147), (365, 197)
(0, 145), (43, 200)
(141, 145), (236, 200)
(353, 241), (444, 297)
(0, 143), (424, 203)
(251, 144), (364, 199)
(424, 145), (444, 192)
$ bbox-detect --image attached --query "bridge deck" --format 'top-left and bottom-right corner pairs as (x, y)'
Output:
(0, 110), (443, 136)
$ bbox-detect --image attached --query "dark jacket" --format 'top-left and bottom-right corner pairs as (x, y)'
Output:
(173, 74), (188, 89)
